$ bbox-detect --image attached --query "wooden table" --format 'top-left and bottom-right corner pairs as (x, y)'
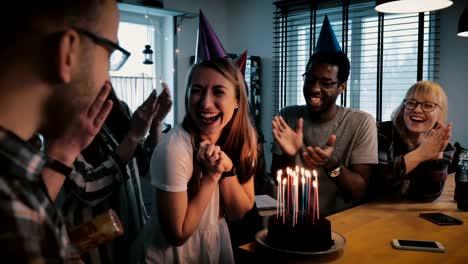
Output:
(238, 174), (468, 263)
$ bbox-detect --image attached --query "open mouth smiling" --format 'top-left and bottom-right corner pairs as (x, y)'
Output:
(200, 113), (222, 124)
(410, 116), (426, 123)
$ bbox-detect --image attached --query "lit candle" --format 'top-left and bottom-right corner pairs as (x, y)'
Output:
(312, 179), (317, 224)
(292, 176), (296, 226)
(301, 167), (306, 218)
(301, 176), (305, 223)
(295, 175), (299, 226)
(286, 167), (290, 214)
(305, 170), (311, 214)
(313, 169), (319, 220)
(276, 170), (282, 219)
(282, 178), (287, 224)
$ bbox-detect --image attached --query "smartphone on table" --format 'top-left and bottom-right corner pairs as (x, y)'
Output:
(419, 213), (463, 225)
(391, 239), (445, 252)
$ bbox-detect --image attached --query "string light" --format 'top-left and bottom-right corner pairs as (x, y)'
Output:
(172, 13), (197, 61)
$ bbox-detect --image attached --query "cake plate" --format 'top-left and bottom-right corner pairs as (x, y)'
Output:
(255, 228), (346, 256)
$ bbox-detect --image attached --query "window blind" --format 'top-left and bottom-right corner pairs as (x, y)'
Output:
(273, 0), (440, 122)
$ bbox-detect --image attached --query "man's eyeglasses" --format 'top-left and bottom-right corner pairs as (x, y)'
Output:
(403, 99), (440, 113)
(302, 73), (339, 90)
(74, 28), (131, 71)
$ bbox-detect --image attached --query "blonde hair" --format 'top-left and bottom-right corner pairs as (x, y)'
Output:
(182, 58), (258, 197)
(392, 81), (448, 139)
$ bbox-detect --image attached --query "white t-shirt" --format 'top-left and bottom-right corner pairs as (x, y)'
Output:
(142, 125), (234, 264)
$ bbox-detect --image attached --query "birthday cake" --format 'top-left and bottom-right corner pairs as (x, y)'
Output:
(268, 167), (333, 252)
(267, 213), (333, 252)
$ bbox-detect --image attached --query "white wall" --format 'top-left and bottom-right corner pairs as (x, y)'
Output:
(163, 0), (275, 169)
(225, 0), (275, 172)
(164, 0), (229, 122)
(439, 0), (468, 147)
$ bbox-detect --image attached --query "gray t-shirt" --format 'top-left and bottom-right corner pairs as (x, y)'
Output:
(272, 105), (378, 216)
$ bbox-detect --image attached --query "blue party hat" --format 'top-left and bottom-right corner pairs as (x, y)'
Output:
(195, 10), (227, 63)
(315, 15), (342, 54)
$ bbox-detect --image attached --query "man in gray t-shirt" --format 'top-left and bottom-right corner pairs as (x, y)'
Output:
(271, 49), (377, 217)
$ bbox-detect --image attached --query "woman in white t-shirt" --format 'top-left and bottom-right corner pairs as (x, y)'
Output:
(143, 58), (258, 263)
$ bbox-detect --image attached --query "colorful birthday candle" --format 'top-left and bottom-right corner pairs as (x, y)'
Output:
(313, 169), (319, 220)
(282, 178), (287, 224)
(305, 170), (311, 213)
(301, 176), (305, 223)
(276, 170), (282, 219)
(312, 178), (317, 223)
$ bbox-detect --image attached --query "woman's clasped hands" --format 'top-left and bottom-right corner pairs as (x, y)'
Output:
(197, 140), (233, 181)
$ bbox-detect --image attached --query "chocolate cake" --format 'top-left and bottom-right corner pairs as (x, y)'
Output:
(267, 213), (333, 252)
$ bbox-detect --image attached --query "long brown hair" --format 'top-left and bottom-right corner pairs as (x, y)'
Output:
(392, 81), (448, 141)
(182, 58), (258, 198)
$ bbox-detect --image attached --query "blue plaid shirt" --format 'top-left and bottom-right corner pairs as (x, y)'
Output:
(0, 127), (80, 263)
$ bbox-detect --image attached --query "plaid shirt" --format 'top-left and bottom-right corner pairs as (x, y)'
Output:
(0, 127), (80, 263)
(377, 121), (455, 202)
(57, 125), (150, 264)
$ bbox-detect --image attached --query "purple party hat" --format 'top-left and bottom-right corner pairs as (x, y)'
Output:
(234, 50), (248, 77)
(195, 10), (227, 63)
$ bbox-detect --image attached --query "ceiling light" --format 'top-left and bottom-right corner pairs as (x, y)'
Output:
(458, 5), (468, 37)
(375, 0), (453, 14)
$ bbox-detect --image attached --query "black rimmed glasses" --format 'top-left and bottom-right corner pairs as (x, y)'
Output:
(403, 99), (440, 113)
(302, 73), (339, 90)
(74, 28), (131, 71)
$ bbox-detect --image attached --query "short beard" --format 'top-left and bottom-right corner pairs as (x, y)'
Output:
(304, 92), (338, 114)
(40, 58), (94, 141)
(40, 85), (76, 140)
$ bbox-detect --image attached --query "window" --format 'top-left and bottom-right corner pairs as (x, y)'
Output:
(111, 3), (177, 126)
(273, 0), (439, 122)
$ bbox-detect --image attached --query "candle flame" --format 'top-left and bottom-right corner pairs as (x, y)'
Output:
(305, 170), (311, 178)
(313, 180), (317, 188)
(282, 178), (287, 185)
(312, 169), (318, 178)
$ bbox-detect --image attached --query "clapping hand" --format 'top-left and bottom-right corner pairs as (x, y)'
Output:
(303, 135), (337, 169)
(128, 89), (158, 141)
(416, 122), (452, 161)
(128, 82), (172, 141)
(272, 116), (304, 156)
(152, 82), (172, 125)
